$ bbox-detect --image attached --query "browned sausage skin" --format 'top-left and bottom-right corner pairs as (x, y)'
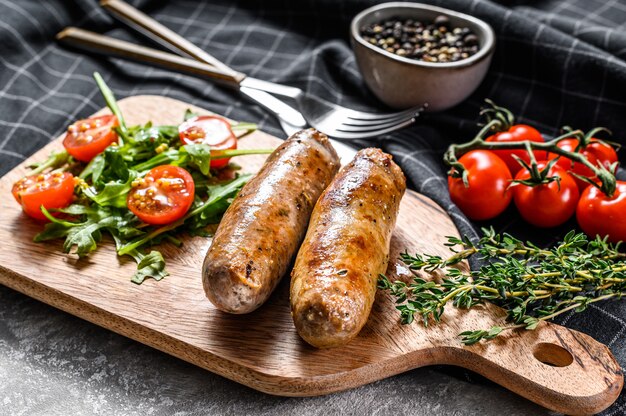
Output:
(290, 148), (406, 348)
(203, 129), (340, 314)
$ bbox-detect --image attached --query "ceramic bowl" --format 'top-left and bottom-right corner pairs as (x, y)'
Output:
(350, 2), (495, 111)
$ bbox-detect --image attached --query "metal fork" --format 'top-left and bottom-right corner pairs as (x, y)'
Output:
(90, 0), (423, 140)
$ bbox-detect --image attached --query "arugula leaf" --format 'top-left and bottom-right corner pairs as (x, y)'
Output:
(63, 220), (104, 256)
(35, 205), (142, 257)
(33, 216), (78, 241)
(80, 153), (106, 181)
(35, 205), (163, 283)
(126, 124), (178, 152)
(29, 150), (70, 175)
(94, 72), (126, 133)
(100, 146), (131, 183)
(180, 144), (212, 176)
(82, 174), (135, 208)
(141, 125), (178, 142)
(79, 146), (137, 208)
(127, 250), (169, 284)
(186, 174), (251, 230)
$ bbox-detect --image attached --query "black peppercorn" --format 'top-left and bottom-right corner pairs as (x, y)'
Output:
(464, 34), (478, 45)
(433, 15), (450, 26)
(359, 15), (481, 63)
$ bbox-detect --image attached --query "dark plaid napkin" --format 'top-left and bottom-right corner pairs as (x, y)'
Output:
(1, 0), (624, 413)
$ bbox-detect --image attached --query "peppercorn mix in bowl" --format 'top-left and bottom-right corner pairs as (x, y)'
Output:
(350, 2), (495, 111)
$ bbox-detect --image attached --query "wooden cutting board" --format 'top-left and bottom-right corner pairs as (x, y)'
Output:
(0, 96), (622, 415)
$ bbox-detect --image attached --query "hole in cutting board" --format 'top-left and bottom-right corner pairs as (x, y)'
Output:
(532, 342), (573, 367)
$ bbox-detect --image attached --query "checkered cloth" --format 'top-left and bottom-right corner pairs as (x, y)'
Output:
(0, 0), (624, 413)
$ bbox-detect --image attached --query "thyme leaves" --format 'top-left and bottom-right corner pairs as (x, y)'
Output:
(379, 229), (626, 344)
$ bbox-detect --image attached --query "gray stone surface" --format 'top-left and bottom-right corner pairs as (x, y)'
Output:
(0, 284), (553, 416)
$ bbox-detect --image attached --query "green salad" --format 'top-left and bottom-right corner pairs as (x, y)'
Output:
(10, 73), (273, 283)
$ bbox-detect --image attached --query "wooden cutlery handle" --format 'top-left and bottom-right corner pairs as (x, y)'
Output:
(100, 0), (239, 76)
(441, 317), (623, 415)
(56, 27), (245, 87)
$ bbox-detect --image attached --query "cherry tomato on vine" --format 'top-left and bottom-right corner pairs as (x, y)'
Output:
(577, 181), (626, 243)
(485, 124), (545, 175)
(512, 161), (579, 228)
(127, 165), (195, 225)
(548, 138), (618, 192)
(179, 115), (237, 170)
(12, 172), (75, 221)
(448, 150), (513, 221)
(63, 115), (119, 162)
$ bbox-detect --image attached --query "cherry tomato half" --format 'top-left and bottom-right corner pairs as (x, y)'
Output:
(12, 172), (75, 221)
(127, 165), (195, 225)
(448, 150), (513, 221)
(485, 124), (545, 175)
(63, 115), (119, 162)
(512, 161), (579, 228)
(577, 181), (626, 243)
(549, 138), (619, 192)
(179, 115), (237, 170)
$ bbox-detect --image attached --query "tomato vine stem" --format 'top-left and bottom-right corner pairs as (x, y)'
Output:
(444, 101), (617, 197)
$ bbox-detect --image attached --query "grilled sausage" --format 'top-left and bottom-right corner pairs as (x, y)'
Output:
(202, 129), (340, 314)
(290, 148), (406, 348)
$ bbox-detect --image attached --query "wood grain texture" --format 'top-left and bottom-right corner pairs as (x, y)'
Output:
(0, 96), (622, 415)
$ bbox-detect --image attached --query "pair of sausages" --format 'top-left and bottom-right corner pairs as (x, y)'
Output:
(202, 129), (406, 348)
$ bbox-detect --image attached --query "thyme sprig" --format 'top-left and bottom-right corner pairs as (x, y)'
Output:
(379, 228), (626, 345)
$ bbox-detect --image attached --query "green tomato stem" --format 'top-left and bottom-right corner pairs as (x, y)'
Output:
(29, 150), (70, 175)
(444, 127), (617, 197)
(210, 148), (274, 159)
(230, 122), (257, 131)
(117, 220), (182, 256)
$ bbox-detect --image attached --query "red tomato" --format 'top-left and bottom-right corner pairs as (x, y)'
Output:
(127, 165), (195, 225)
(179, 115), (237, 170)
(11, 172), (75, 221)
(577, 181), (626, 243)
(549, 138), (618, 192)
(448, 150), (513, 221)
(512, 162), (579, 228)
(485, 124), (544, 175)
(63, 115), (119, 162)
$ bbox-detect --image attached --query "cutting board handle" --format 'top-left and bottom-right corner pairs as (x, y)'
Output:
(443, 320), (623, 415)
